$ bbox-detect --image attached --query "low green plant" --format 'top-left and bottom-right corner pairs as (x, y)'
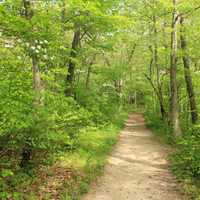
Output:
(171, 134), (200, 179)
(60, 110), (129, 199)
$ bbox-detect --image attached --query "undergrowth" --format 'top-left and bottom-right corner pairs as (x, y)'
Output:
(1, 108), (129, 200)
(59, 110), (128, 200)
(145, 109), (200, 200)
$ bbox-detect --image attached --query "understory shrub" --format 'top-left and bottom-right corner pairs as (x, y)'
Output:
(171, 134), (200, 179)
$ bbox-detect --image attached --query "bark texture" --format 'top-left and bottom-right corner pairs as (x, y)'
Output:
(170, 0), (182, 137)
(153, 15), (166, 120)
(180, 16), (198, 124)
(66, 29), (81, 96)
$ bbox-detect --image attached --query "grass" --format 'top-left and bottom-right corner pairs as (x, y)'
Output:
(59, 124), (120, 200)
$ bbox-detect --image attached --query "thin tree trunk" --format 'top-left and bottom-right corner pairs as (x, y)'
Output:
(153, 15), (166, 120)
(32, 55), (43, 105)
(86, 65), (91, 89)
(65, 29), (81, 96)
(145, 74), (166, 120)
(127, 43), (137, 65)
(170, 0), (182, 137)
(180, 16), (198, 124)
(134, 91), (137, 109)
(86, 55), (96, 89)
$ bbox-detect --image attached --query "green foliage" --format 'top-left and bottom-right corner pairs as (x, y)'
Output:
(60, 113), (127, 199)
(145, 109), (174, 144)
(171, 133), (200, 179)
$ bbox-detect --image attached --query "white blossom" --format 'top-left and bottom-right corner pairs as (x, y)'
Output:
(43, 55), (48, 59)
(30, 46), (36, 50)
(102, 83), (115, 89)
(76, 69), (86, 74)
(5, 43), (13, 48)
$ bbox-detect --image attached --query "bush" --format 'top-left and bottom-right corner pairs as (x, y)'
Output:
(171, 134), (200, 179)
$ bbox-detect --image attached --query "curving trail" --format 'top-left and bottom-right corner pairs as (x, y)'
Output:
(83, 113), (184, 200)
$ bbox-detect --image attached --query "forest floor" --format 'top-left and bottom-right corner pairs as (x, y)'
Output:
(83, 113), (185, 200)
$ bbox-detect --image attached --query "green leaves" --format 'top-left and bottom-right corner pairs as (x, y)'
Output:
(1, 169), (14, 178)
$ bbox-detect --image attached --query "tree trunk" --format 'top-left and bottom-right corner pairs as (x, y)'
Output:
(153, 15), (166, 120)
(61, 0), (66, 33)
(22, 0), (33, 19)
(20, 0), (43, 168)
(32, 55), (43, 105)
(134, 91), (137, 109)
(170, 0), (182, 137)
(65, 29), (81, 96)
(145, 74), (166, 120)
(180, 16), (198, 124)
(86, 55), (96, 89)
(20, 147), (32, 168)
(86, 65), (91, 89)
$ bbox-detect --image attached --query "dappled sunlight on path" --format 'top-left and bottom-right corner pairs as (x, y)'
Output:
(83, 113), (184, 200)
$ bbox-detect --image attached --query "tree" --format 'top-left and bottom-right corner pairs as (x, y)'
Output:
(66, 28), (81, 96)
(169, 0), (182, 137)
(180, 16), (198, 124)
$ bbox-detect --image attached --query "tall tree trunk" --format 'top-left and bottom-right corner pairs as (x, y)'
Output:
(180, 16), (198, 124)
(153, 15), (166, 120)
(170, 0), (182, 137)
(65, 29), (81, 96)
(20, 0), (43, 168)
(22, 0), (43, 101)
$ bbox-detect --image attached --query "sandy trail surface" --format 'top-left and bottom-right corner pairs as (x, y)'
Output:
(83, 113), (184, 200)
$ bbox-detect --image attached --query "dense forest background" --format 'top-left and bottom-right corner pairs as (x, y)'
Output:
(1, 0), (200, 199)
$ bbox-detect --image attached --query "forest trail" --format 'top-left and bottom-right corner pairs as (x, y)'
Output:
(83, 113), (183, 200)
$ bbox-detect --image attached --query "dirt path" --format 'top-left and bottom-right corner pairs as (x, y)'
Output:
(83, 113), (184, 200)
